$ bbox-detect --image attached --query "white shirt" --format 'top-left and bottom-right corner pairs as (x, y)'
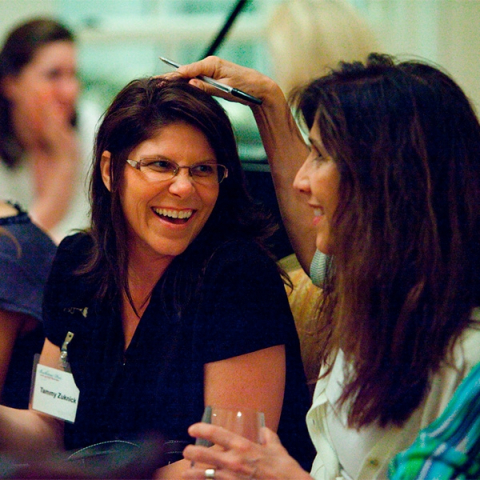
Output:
(306, 309), (480, 480)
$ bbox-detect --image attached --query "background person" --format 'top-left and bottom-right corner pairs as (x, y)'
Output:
(0, 77), (313, 478)
(0, 200), (56, 409)
(178, 53), (480, 480)
(0, 18), (98, 242)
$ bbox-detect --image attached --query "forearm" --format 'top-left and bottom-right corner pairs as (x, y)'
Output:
(154, 458), (191, 479)
(251, 82), (316, 271)
(0, 406), (64, 461)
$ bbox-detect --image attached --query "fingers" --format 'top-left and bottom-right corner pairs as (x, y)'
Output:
(177, 56), (268, 105)
(187, 423), (255, 452)
(259, 427), (281, 445)
(183, 465), (254, 480)
(182, 453), (258, 480)
(184, 424), (260, 478)
(177, 56), (233, 82)
(183, 425), (310, 480)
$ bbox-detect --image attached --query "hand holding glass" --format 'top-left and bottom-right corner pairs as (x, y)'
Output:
(196, 405), (265, 447)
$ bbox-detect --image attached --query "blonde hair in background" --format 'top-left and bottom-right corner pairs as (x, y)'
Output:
(266, 0), (379, 94)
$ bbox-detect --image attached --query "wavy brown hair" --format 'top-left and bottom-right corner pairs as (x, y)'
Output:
(80, 77), (279, 315)
(293, 53), (480, 427)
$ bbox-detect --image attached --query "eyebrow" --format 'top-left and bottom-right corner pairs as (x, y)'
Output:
(307, 137), (333, 160)
(140, 155), (219, 166)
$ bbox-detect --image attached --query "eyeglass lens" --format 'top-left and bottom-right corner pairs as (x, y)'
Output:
(142, 159), (227, 184)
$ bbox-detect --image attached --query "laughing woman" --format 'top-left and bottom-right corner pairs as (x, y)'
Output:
(0, 78), (313, 477)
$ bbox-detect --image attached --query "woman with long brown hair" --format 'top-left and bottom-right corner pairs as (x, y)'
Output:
(178, 53), (480, 480)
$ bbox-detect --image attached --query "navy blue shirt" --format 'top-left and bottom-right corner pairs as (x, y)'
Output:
(44, 233), (315, 469)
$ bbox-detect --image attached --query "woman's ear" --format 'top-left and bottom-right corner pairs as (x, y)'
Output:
(100, 151), (112, 191)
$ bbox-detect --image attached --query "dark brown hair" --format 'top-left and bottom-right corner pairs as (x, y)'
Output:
(294, 53), (480, 427)
(0, 18), (76, 167)
(82, 77), (278, 314)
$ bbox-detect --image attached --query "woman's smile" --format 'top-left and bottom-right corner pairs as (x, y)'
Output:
(102, 121), (219, 264)
(294, 126), (340, 255)
(152, 207), (195, 224)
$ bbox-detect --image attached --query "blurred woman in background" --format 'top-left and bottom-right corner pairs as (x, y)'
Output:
(0, 18), (96, 241)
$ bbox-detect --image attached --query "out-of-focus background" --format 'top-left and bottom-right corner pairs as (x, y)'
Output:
(2, 0), (479, 257)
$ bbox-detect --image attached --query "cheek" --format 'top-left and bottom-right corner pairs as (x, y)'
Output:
(119, 177), (143, 217)
(202, 186), (220, 213)
(60, 77), (81, 100)
(8, 79), (32, 104)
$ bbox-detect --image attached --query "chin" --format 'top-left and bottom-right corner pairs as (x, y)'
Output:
(315, 239), (333, 256)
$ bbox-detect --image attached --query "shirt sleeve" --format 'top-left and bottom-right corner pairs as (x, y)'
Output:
(0, 220), (56, 320)
(193, 240), (296, 364)
(43, 232), (94, 347)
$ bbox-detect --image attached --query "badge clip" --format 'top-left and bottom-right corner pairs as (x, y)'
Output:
(60, 331), (74, 371)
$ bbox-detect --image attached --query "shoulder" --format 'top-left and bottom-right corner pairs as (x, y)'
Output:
(0, 208), (57, 320)
(45, 232), (94, 306)
(43, 232), (96, 346)
(57, 230), (92, 251)
(53, 232), (92, 269)
(419, 322), (480, 426)
(0, 200), (18, 217)
(451, 320), (480, 372)
(0, 208), (56, 274)
(390, 362), (480, 480)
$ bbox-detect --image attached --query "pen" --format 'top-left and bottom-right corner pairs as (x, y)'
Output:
(159, 56), (262, 106)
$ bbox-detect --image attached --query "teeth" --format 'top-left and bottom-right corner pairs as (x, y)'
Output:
(154, 208), (193, 219)
(313, 208), (323, 217)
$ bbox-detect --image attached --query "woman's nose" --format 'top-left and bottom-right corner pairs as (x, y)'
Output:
(293, 156), (312, 194)
(58, 76), (80, 105)
(168, 169), (195, 195)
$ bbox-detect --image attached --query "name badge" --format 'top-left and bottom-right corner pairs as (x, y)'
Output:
(31, 332), (79, 423)
(31, 363), (80, 423)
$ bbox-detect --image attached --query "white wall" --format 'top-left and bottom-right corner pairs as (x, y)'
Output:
(0, 0), (55, 42)
(2, 1), (480, 119)
(351, 0), (480, 111)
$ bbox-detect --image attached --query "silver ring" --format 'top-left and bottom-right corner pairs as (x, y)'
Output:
(205, 468), (216, 479)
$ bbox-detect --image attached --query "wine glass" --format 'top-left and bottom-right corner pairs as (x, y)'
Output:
(196, 405), (265, 447)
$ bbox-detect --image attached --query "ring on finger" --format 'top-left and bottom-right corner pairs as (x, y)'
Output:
(205, 467), (216, 480)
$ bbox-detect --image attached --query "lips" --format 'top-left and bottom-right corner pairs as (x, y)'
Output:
(152, 207), (194, 224)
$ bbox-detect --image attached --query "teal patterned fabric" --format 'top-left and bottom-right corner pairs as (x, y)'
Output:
(389, 362), (480, 479)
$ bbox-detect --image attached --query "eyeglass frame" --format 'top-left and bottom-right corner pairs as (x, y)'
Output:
(125, 157), (229, 185)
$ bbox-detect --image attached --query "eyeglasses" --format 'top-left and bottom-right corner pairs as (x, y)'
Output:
(126, 157), (228, 186)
